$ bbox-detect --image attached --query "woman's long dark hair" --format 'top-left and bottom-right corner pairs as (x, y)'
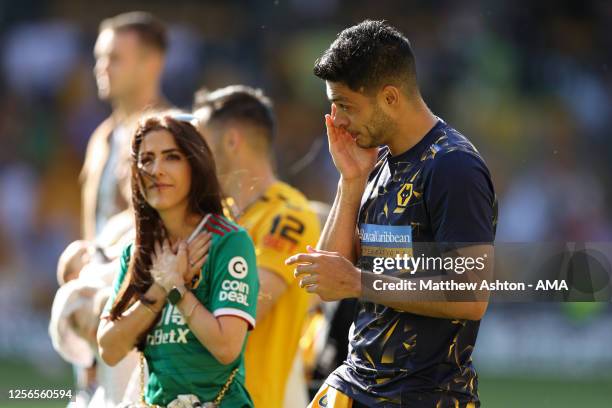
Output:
(109, 115), (223, 322)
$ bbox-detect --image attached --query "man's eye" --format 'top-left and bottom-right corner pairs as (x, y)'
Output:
(338, 104), (350, 112)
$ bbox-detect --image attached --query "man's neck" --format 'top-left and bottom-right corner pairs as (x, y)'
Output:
(113, 86), (161, 122)
(386, 98), (438, 156)
(227, 163), (277, 215)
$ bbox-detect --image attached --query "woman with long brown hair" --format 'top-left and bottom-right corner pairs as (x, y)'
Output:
(97, 115), (258, 407)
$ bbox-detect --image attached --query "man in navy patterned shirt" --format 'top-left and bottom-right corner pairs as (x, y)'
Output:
(287, 20), (496, 408)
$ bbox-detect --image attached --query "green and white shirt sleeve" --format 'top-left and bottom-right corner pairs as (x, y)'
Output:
(208, 230), (259, 329)
(101, 243), (132, 317)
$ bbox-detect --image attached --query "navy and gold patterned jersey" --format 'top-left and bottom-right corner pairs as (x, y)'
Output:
(327, 119), (497, 407)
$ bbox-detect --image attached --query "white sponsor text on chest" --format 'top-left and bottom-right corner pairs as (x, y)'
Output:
(361, 230), (412, 243)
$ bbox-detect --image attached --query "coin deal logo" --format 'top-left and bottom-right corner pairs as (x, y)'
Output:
(228, 256), (248, 279)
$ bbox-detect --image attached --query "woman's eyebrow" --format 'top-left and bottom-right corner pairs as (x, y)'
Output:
(140, 148), (180, 156)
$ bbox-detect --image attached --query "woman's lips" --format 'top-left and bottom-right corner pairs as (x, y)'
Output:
(149, 183), (173, 190)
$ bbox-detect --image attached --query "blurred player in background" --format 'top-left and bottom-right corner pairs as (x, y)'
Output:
(82, 10), (170, 240)
(287, 20), (496, 407)
(194, 85), (321, 408)
(51, 11), (171, 407)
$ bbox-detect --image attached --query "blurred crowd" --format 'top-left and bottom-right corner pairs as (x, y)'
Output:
(0, 0), (610, 364)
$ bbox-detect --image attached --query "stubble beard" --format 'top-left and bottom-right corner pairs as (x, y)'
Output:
(361, 104), (394, 149)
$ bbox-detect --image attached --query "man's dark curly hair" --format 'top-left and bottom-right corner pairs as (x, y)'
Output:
(314, 20), (418, 95)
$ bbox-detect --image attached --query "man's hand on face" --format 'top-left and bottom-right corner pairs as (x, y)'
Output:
(325, 104), (378, 183)
(286, 245), (362, 302)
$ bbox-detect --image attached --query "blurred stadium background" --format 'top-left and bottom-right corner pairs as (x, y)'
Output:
(0, 0), (610, 407)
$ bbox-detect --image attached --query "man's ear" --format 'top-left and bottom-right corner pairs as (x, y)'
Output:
(222, 127), (242, 153)
(379, 85), (401, 108)
(140, 49), (164, 80)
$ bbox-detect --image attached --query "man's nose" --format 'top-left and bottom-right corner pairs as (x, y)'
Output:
(94, 58), (109, 76)
(332, 110), (350, 129)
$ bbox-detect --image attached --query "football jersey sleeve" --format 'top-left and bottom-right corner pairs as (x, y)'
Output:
(208, 230), (259, 329)
(101, 243), (132, 317)
(425, 150), (496, 249)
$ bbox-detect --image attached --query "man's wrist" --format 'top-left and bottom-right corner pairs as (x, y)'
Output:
(351, 267), (363, 299)
(339, 177), (368, 200)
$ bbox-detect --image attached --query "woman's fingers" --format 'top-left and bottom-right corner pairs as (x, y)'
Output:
(197, 231), (212, 246)
(188, 233), (211, 258)
(189, 241), (210, 266)
(186, 232), (211, 272)
(177, 241), (187, 257)
(191, 252), (207, 272)
(153, 236), (211, 285)
(185, 253), (208, 285)
(193, 254), (208, 270)
(176, 241), (189, 273)
(186, 240), (209, 283)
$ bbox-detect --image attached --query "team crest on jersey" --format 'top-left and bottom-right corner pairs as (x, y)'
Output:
(317, 395), (328, 407)
(396, 183), (413, 208)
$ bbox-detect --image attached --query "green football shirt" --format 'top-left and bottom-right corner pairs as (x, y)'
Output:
(106, 215), (259, 407)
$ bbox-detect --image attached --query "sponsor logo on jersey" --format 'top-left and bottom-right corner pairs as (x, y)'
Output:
(147, 305), (190, 346)
(219, 279), (250, 306)
(359, 223), (413, 259)
(228, 256), (248, 279)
